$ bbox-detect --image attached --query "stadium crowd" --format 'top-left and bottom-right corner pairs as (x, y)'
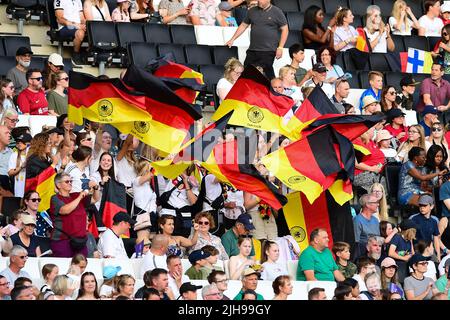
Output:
(2, 0), (450, 301)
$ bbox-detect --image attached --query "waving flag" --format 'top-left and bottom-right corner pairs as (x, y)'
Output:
(403, 48), (433, 74)
(356, 27), (369, 52)
(99, 179), (127, 230)
(25, 156), (56, 212)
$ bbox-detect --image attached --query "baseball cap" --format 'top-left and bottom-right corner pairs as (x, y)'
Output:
(103, 265), (122, 279)
(421, 105), (438, 117)
(380, 257), (397, 269)
(418, 194), (434, 205)
(400, 74), (420, 87)
(408, 254), (429, 268)
(237, 213), (255, 230)
(376, 129), (393, 143)
(16, 46), (33, 56)
(179, 282), (203, 295)
(399, 219), (417, 231)
(21, 214), (36, 226)
(48, 53), (64, 67)
(312, 63), (327, 73)
(218, 1), (233, 11)
(385, 108), (406, 122)
(15, 133), (32, 144)
(188, 249), (211, 264)
(112, 211), (136, 227)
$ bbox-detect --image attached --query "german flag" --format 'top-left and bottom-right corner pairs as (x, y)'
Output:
(99, 179), (127, 230)
(356, 27), (369, 52)
(200, 139), (287, 210)
(285, 86), (339, 141)
(25, 155), (56, 212)
(211, 65), (294, 136)
(68, 71), (151, 126)
(282, 191), (354, 252)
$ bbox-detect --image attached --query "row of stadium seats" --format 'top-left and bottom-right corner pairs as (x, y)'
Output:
(0, 55), (72, 78)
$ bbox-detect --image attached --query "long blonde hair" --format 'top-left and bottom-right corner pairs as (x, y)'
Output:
(391, 0), (410, 31)
(365, 5), (384, 34)
(369, 182), (388, 221)
(397, 125), (426, 159)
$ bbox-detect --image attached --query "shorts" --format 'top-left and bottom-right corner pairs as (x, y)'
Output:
(58, 26), (77, 38)
(398, 192), (414, 206)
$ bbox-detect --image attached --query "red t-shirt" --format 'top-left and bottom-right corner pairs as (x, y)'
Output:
(355, 139), (386, 175)
(17, 88), (48, 115)
(384, 124), (408, 143)
(50, 193), (90, 240)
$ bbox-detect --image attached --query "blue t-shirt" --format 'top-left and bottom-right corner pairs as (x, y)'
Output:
(398, 161), (422, 197)
(410, 213), (440, 242)
(358, 88), (381, 112)
(389, 234), (412, 256)
(440, 181), (450, 217)
(353, 214), (380, 243)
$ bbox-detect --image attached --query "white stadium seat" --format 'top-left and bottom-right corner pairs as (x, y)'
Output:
(103, 259), (135, 278)
(181, 259), (192, 275)
(17, 115), (29, 128)
(256, 280), (274, 300)
(86, 258), (104, 280)
(0, 257), (8, 272)
(38, 257), (71, 276)
(28, 115), (57, 136)
(130, 259), (144, 280)
(223, 27), (250, 47)
(289, 281), (309, 300)
(286, 260), (298, 280)
(134, 279), (144, 295)
(195, 26), (225, 46)
(223, 279), (242, 299)
(306, 281), (337, 300)
(190, 279), (209, 300)
(22, 257), (41, 279)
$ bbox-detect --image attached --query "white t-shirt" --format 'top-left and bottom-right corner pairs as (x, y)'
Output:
(54, 0), (83, 29)
(260, 261), (289, 281)
(65, 161), (90, 193)
(302, 80), (334, 99)
(97, 228), (128, 259)
(140, 251), (168, 278)
(364, 28), (388, 53)
(132, 177), (157, 213)
(8, 150), (26, 197)
(202, 174), (222, 212)
(418, 15), (444, 37)
(159, 179), (199, 217)
(216, 78), (233, 102)
(168, 274), (190, 298)
(88, 2), (109, 21)
(352, 274), (367, 292)
(99, 284), (114, 298)
(389, 16), (413, 35)
(380, 148), (397, 158)
(115, 157), (137, 188)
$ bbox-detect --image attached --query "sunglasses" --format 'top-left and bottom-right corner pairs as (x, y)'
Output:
(30, 77), (43, 81)
(432, 128), (442, 132)
(59, 77), (69, 81)
(82, 137), (93, 141)
(387, 91), (396, 95)
(444, 32), (449, 36)
(62, 180), (73, 184)
(417, 261), (428, 266)
(198, 221), (210, 225)
(29, 198), (41, 202)
(19, 255), (28, 259)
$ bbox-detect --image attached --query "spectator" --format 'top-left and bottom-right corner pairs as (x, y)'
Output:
(316, 46), (344, 87)
(207, 270), (230, 300)
(221, 213), (255, 258)
(142, 287), (161, 300)
(369, 183), (388, 222)
(202, 283), (222, 300)
(10, 214), (41, 257)
(116, 134), (138, 192)
(435, 258), (450, 298)
(8, 133), (31, 198)
(297, 228), (345, 282)
(166, 255), (190, 298)
(54, 0), (86, 66)
(420, 106), (439, 137)
(363, 236), (384, 268)
(66, 254), (87, 288)
(364, 5), (395, 53)
(389, 0), (422, 35)
(419, 0), (444, 37)
(216, 57), (244, 103)
(424, 144), (448, 186)
(396, 75), (420, 111)
(189, 0), (224, 26)
(225, 0), (289, 80)
(404, 254), (439, 299)
(130, 0), (157, 22)
(344, 102), (356, 114)
(113, 274), (135, 300)
(342, 277), (361, 299)
(380, 257), (404, 297)
(83, 0), (111, 21)
(90, 151), (116, 215)
(46, 71), (69, 116)
(200, 245), (220, 274)
(380, 86), (398, 113)
(332, 78), (350, 114)
(11, 285), (35, 300)
(17, 68), (48, 115)
(234, 267), (264, 300)
(0, 245), (30, 289)
(358, 71), (383, 112)
(376, 130), (397, 163)
(99, 265), (121, 298)
(111, 0), (131, 22)
(260, 241), (288, 281)
(415, 239), (438, 280)
(397, 126), (426, 163)
(352, 257), (376, 292)
(134, 270), (152, 299)
(380, 221), (398, 257)
(185, 249), (210, 280)
(97, 211), (134, 259)
(158, 0), (190, 25)
(361, 96), (381, 115)
(49, 172), (100, 257)
(442, 1), (450, 25)
(333, 7), (359, 52)
(42, 53), (65, 90)
(272, 275), (292, 300)
(359, 272), (383, 300)
(270, 78), (284, 94)
(140, 234), (169, 277)
(0, 79), (16, 115)
(334, 284), (353, 300)
(40, 263), (58, 297)
(217, 2), (237, 27)
(302, 5), (336, 50)
(432, 25), (450, 74)
(426, 126), (449, 168)
(242, 289), (257, 300)
(417, 63), (450, 118)
(384, 108), (408, 149)
(332, 241), (357, 278)
(438, 213), (450, 254)
(302, 63), (334, 99)
(0, 275), (11, 300)
(189, 211), (228, 260)
(279, 66), (302, 106)
(6, 47), (32, 94)
(288, 43), (309, 86)
(76, 272), (100, 300)
(179, 282), (202, 300)
(308, 287), (327, 300)
(159, 214), (198, 258)
(149, 268), (175, 300)
(389, 219), (417, 282)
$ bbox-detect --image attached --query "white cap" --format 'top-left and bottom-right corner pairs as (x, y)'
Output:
(442, 1), (450, 13)
(48, 53), (64, 67)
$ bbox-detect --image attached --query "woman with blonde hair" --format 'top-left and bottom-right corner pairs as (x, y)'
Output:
(113, 274), (135, 299)
(272, 275), (293, 300)
(364, 5), (395, 53)
(83, 0), (112, 21)
(389, 0), (422, 35)
(51, 275), (76, 300)
(278, 66), (302, 105)
(397, 125), (426, 162)
(388, 220), (417, 282)
(369, 182), (388, 221)
(217, 57), (244, 102)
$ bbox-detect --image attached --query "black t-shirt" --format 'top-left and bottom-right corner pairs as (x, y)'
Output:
(10, 232), (40, 257)
(244, 5), (287, 52)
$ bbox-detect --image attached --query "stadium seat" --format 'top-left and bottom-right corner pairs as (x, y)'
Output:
(222, 27), (250, 47)
(86, 258), (104, 280)
(299, 0), (323, 12)
(413, 73), (429, 84)
(130, 259), (144, 279)
(223, 259), (230, 278)
(105, 0), (116, 16)
(369, 53), (391, 72)
(428, 36), (441, 52)
(391, 34), (406, 52)
(0, 258), (8, 272)
(144, 23), (172, 44)
(158, 43), (186, 64)
(103, 259), (135, 278)
(273, 0), (299, 12)
(116, 22), (145, 51)
(1, 196), (22, 219)
(134, 279), (144, 295)
(38, 257), (71, 276)
(28, 115), (57, 136)
(184, 44), (213, 65)
(22, 257), (41, 279)
(345, 71), (360, 89)
(181, 259), (192, 276)
(86, 21), (120, 67)
(321, 14), (335, 29)
(170, 25), (197, 45)
(335, 51), (344, 69)
(373, 0), (395, 17)
(306, 281), (336, 300)
(348, 0), (368, 16)
(385, 71), (404, 89)
(359, 70), (377, 89)
(233, 6), (248, 25)
(343, 50), (368, 71)
(127, 42), (158, 68)
(6, 0), (46, 34)
(212, 45), (238, 65)
(408, 0), (424, 19)
(256, 280), (274, 300)
(403, 35), (429, 51)
(286, 12), (304, 32)
(285, 32), (303, 48)
(45, 0), (75, 55)
(3, 36), (31, 56)
(223, 279), (242, 299)
(352, 14), (364, 28)
(384, 163), (402, 217)
(29, 55), (46, 70)
(195, 25), (225, 46)
(346, 88), (365, 110)
(286, 260), (298, 280)
(289, 281), (309, 300)
(190, 279), (208, 300)
(32, 277), (45, 291)
(323, 0), (343, 15)
(0, 38), (6, 56)
(199, 64), (223, 93)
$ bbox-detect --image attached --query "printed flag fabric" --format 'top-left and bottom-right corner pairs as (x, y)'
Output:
(356, 27), (369, 52)
(404, 48), (433, 74)
(99, 180), (127, 230)
(25, 156), (56, 212)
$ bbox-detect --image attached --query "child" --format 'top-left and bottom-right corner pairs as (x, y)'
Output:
(376, 130), (397, 163)
(99, 265), (122, 299)
(332, 242), (357, 278)
(201, 245), (223, 274)
(111, 0), (131, 22)
(185, 249), (211, 280)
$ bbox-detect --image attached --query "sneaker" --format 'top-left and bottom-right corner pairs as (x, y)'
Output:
(71, 52), (84, 66)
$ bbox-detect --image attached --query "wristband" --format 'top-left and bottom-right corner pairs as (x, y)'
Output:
(277, 47), (283, 50)
(327, 26), (332, 31)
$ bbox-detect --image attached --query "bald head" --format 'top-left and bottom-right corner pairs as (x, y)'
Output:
(151, 234), (169, 253)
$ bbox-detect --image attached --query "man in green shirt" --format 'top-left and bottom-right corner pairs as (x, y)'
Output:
(435, 258), (450, 299)
(185, 249), (211, 280)
(297, 228), (345, 282)
(221, 213), (255, 258)
(233, 268), (264, 300)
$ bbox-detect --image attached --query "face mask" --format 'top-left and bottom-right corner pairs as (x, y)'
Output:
(19, 59), (31, 68)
